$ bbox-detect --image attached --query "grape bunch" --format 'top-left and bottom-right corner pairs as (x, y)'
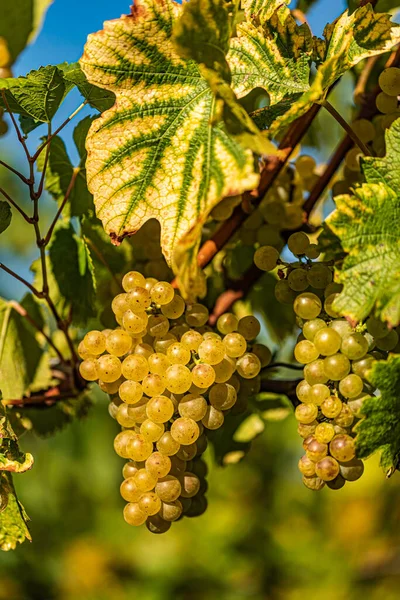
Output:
(78, 272), (270, 533)
(254, 232), (399, 491)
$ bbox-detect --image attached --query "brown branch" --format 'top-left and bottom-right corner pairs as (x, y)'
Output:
(43, 168), (80, 246)
(0, 263), (42, 297)
(9, 300), (65, 364)
(0, 186), (32, 223)
(354, 55), (380, 104)
(260, 378), (301, 407)
(0, 159), (30, 184)
(6, 387), (80, 408)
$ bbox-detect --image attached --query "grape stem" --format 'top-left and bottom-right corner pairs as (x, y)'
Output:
(264, 362), (304, 371)
(321, 100), (371, 156)
(5, 387), (81, 407)
(260, 378), (301, 408)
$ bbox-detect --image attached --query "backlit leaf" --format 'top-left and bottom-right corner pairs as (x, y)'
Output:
(0, 472), (31, 551)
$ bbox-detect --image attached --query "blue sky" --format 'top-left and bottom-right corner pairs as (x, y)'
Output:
(1, 0), (346, 299)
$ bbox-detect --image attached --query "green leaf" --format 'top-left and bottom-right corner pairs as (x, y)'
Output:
(20, 293), (45, 332)
(356, 354), (400, 472)
(0, 0), (53, 65)
(233, 413), (265, 442)
(0, 299), (43, 401)
(207, 410), (252, 465)
(59, 62), (116, 112)
(241, 0), (289, 23)
(48, 224), (97, 326)
(326, 121), (400, 326)
(0, 201), (11, 234)
(79, 0), (259, 299)
(269, 5), (400, 135)
(0, 66), (65, 123)
(0, 472), (31, 551)
(0, 404), (34, 473)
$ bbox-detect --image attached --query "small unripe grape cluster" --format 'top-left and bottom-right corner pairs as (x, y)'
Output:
(78, 272), (270, 533)
(269, 232), (398, 490)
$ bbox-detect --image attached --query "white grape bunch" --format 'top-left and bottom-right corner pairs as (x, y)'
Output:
(78, 272), (270, 533)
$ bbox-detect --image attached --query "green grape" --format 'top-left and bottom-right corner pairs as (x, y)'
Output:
(302, 475), (325, 490)
(315, 456), (340, 481)
(180, 472), (201, 498)
(83, 330), (106, 355)
(148, 314), (170, 337)
(144, 277), (158, 292)
(117, 398), (147, 426)
(237, 316), (261, 341)
(112, 294), (131, 317)
(313, 327), (341, 356)
(150, 281), (175, 305)
(323, 354), (350, 380)
(167, 342), (191, 365)
(120, 477), (143, 502)
(114, 430), (137, 458)
(284, 205), (304, 230)
(364, 332), (376, 352)
(158, 500), (183, 522)
(288, 231), (310, 255)
(213, 357), (235, 383)
(126, 434), (154, 462)
(302, 435), (316, 451)
(352, 354), (376, 379)
(191, 363), (216, 388)
(321, 395), (342, 418)
(367, 316), (389, 339)
(127, 286), (151, 311)
(341, 332), (368, 360)
(169, 455), (186, 476)
(275, 280), (297, 304)
(294, 340), (319, 364)
(324, 293), (341, 318)
(379, 67), (400, 96)
(295, 155), (316, 178)
(171, 417), (200, 445)
(339, 458), (364, 481)
(288, 268), (309, 291)
(296, 380), (312, 403)
(100, 377), (124, 396)
(376, 91), (398, 113)
(315, 422), (335, 444)
(329, 434), (356, 462)
(347, 393), (370, 416)
(324, 282), (343, 298)
(148, 353), (170, 376)
(326, 474), (346, 490)
(293, 293), (322, 319)
(376, 329), (399, 351)
(305, 244), (320, 260)
(334, 404), (354, 428)
(210, 199), (234, 220)
(181, 330), (203, 351)
(140, 419), (165, 442)
(122, 271), (146, 292)
(298, 454), (316, 477)
(145, 451), (172, 477)
(123, 309), (149, 334)
(223, 332), (247, 358)
(309, 383), (330, 405)
(133, 468), (157, 492)
(264, 201), (286, 225)
(351, 119), (376, 143)
(177, 442), (197, 461)
(304, 359), (329, 385)
(138, 492), (162, 516)
(146, 514), (172, 534)
(165, 364), (192, 394)
(243, 209), (264, 230)
(209, 383), (237, 410)
(381, 112), (400, 129)
(121, 355), (149, 381)
(217, 313), (238, 335)
(79, 358), (99, 381)
(122, 461), (140, 479)
(105, 329), (133, 356)
(77, 341), (96, 361)
(295, 403), (318, 424)
(97, 355), (122, 383)
(329, 319), (352, 338)
(303, 319), (326, 342)
(198, 338), (226, 365)
(236, 352), (261, 378)
(185, 495), (208, 517)
(253, 245), (279, 271)
(124, 502), (148, 526)
(146, 395), (174, 423)
(251, 343), (272, 367)
(227, 373), (241, 393)
(185, 303), (209, 327)
(134, 343), (154, 359)
(297, 421), (317, 439)
(160, 295), (185, 319)
(256, 224), (283, 246)
(338, 374), (363, 398)
(202, 405), (224, 430)
(344, 147), (362, 171)
(306, 265), (332, 289)
(155, 475), (182, 502)
(154, 333), (177, 354)
(306, 439), (328, 462)
(118, 380), (143, 404)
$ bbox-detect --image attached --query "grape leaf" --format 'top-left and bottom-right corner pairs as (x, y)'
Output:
(0, 472), (31, 551)
(0, 201), (11, 234)
(0, 0), (53, 65)
(0, 404), (34, 473)
(59, 62), (115, 112)
(173, 0), (276, 154)
(356, 354), (400, 472)
(79, 0), (259, 299)
(0, 299), (43, 401)
(269, 5), (400, 134)
(0, 66), (65, 122)
(362, 117), (400, 194)
(242, 0), (289, 22)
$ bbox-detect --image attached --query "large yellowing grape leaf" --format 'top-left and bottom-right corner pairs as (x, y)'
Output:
(269, 4), (400, 134)
(80, 0), (259, 298)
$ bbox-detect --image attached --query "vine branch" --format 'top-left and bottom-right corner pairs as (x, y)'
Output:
(0, 263), (42, 297)
(0, 187), (32, 223)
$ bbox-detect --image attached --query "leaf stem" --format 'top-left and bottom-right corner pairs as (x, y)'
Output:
(9, 300), (65, 363)
(43, 168), (80, 246)
(264, 362), (304, 371)
(0, 160), (30, 184)
(0, 187), (32, 223)
(321, 100), (371, 155)
(0, 263), (42, 297)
